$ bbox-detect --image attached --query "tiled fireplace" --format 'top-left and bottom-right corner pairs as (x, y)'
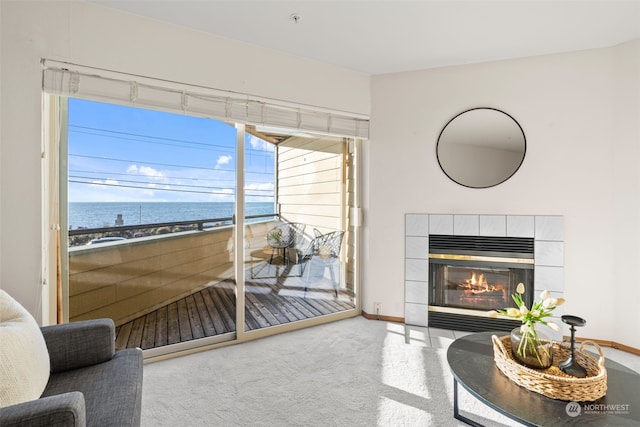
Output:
(405, 214), (564, 338)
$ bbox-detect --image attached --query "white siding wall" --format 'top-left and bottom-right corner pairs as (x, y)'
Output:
(277, 136), (355, 289)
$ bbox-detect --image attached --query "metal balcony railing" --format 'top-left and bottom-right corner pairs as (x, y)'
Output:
(68, 213), (278, 246)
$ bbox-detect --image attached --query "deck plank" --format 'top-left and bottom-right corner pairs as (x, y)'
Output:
(177, 299), (193, 342)
(217, 284), (238, 332)
(197, 289), (221, 335)
(155, 305), (168, 348)
(208, 285), (236, 332)
(248, 286), (288, 325)
(298, 296), (333, 316)
(273, 295), (307, 321)
(114, 263), (355, 350)
(115, 321), (132, 350)
(257, 285), (302, 323)
(127, 317), (145, 348)
(141, 311), (157, 349)
(167, 302), (181, 345)
(281, 296), (318, 319)
(244, 292), (276, 328)
(186, 295), (205, 340)
(203, 286), (227, 332)
(243, 305), (261, 331)
(313, 295), (347, 312)
(256, 293), (291, 324)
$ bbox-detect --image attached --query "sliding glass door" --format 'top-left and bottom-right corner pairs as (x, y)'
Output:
(64, 98), (240, 353)
(50, 92), (361, 357)
(242, 128), (359, 336)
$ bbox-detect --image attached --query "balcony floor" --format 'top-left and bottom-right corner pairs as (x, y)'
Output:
(115, 262), (356, 350)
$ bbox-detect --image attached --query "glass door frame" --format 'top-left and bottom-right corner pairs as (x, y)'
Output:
(238, 135), (363, 343)
(49, 95), (362, 360)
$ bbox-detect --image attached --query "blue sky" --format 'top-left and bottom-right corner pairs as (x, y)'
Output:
(68, 98), (275, 203)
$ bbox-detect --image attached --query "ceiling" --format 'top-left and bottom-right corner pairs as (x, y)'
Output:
(89, 1), (640, 75)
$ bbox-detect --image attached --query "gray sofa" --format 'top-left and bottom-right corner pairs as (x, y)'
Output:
(0, 318), (143, 427)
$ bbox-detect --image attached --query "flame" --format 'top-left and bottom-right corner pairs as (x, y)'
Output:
(466, 272), (488, 288)
(462, 271), (498, 294)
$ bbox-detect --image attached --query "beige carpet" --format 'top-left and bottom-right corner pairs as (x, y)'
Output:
(141, 317), (519, 426)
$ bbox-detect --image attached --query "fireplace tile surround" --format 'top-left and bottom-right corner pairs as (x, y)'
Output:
(405, 214), (564, 339)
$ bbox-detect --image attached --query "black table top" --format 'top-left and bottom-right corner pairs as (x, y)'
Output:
(447, 332), (640, 426)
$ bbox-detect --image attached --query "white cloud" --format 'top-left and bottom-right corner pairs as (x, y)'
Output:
(248, 135), (274, 152)
(216, 155), (233, 168)
(127, 164), (165, 179)
(207, 187), (234, 202)
(245, 182), (274, 191)
(89, 178), (119, 187)
(82, 176), (158, 200)
(139, 166), (165, 179)
(244, 182), (274, 203)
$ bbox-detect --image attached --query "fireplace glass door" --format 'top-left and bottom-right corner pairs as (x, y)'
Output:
(430, 260), (533, 311)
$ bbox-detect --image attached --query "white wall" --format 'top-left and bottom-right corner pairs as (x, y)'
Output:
(366, 40), (640, 348)
(0, 1), (370, 323)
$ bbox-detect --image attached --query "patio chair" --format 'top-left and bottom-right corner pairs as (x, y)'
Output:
(297, 230), (345, 297)
(289, 222), (308, 250)
(267, 222), (306, 265)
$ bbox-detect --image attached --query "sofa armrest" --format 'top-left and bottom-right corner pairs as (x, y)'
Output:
(41, 319), (115, 373)
(0, 391), (86, 427)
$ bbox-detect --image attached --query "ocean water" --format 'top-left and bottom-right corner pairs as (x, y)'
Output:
(68, 202), (275, 229)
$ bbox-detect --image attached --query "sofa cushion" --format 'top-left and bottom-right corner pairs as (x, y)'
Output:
(0, 289), (51, 408)
(42, 349), (143, 427)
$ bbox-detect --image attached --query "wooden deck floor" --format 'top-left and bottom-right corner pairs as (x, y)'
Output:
(115, 264), (355, 350)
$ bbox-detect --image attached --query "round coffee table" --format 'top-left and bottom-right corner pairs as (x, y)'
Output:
(447, 331), (640, 426)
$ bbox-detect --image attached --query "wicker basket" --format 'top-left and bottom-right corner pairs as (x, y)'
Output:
(492, 334), (607, 401)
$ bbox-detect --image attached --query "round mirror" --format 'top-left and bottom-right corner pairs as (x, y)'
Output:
(436, 108), (526, 188)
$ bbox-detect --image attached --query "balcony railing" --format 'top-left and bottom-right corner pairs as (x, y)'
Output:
(68, 213), (278, 246)
(68, 215), (278, 325)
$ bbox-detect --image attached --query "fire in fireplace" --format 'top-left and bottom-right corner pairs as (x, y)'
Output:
(428, 235), (534, 332)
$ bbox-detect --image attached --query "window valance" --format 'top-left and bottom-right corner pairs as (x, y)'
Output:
(42, 60), (369, 139)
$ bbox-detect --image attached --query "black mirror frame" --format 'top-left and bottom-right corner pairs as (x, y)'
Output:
(436, 107), (527, 189)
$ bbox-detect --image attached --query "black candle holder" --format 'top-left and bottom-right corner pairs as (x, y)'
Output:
(558, 315), (587, 378)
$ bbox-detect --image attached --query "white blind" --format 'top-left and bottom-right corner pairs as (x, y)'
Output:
(42, 63), (369, 139)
